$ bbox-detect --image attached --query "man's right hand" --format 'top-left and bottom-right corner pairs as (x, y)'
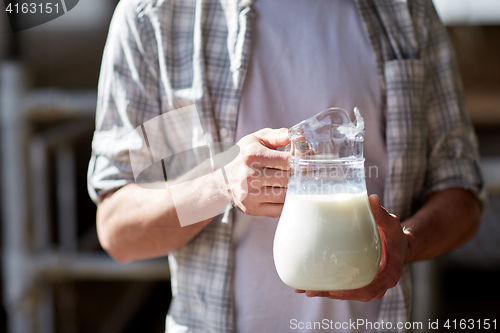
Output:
(223, 128), (291, 217)
(96, 127), (291, 262)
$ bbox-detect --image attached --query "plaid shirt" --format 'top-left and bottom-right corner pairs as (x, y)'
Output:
(88, 0), (484, 332)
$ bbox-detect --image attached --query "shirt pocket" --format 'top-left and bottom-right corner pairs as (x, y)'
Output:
(384, 59), (426, 153)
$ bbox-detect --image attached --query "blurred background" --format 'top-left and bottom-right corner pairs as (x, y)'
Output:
(0, 0), (498, 332)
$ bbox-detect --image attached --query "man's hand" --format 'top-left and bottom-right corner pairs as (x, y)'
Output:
(294, 194), (411, 302)
(224, 128), (290, 217)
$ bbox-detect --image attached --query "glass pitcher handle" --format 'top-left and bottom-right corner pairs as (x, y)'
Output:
(281, 143), (291, 152)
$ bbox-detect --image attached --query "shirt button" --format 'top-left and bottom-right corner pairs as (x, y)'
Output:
(220, 127), (229, 139)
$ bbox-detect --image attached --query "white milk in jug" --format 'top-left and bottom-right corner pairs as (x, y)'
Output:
(273, 191), (381, 291)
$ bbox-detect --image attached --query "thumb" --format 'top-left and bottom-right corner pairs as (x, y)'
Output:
(255, 128), (290, 149)
(368, 194), (398, 229)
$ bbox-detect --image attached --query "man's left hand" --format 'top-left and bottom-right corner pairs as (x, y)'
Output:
(294, 194), (411, 302)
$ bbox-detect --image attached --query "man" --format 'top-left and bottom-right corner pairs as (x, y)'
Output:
(88, 0), (483, 332)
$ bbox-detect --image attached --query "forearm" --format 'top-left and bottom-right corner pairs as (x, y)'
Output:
(96, 128), (290, 263)
(96, 171), (226, 263)
(402, 188), (482, 263)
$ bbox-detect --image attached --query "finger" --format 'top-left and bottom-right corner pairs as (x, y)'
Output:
(254, 128), (290, 149)
(373, 290), (387, 300)
(368, 194), (399, 229)
(317, 291), (331, 297)
(247, 149), (290, 170)
(326, 292), (345, 300)
(252, 168), (289, 187)
(368, 193), (381, 209)
(328, 290), (373, 302)
(305, 291), (327, 297)
(244, 186), (287, 205)
(328, 291), (349, 298)
(255, 203), (284, 217)
(328, 283), (377, 299)
(294, 289), (305, 294)
(260, 186), (287, 203)
(328, 296), (343, 300)
(368, 194), (385, 226)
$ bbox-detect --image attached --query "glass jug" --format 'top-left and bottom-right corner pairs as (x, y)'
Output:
(273, 108), (381, 291)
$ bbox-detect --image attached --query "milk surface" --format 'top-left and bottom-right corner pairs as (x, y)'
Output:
(273, 191), (380, 290)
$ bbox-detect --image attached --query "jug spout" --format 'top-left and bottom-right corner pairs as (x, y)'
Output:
(288, 107), (365, 161)
(338, 107), (364, 139)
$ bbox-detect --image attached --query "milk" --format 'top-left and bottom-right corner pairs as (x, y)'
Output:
(273, 192), (380, 291)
